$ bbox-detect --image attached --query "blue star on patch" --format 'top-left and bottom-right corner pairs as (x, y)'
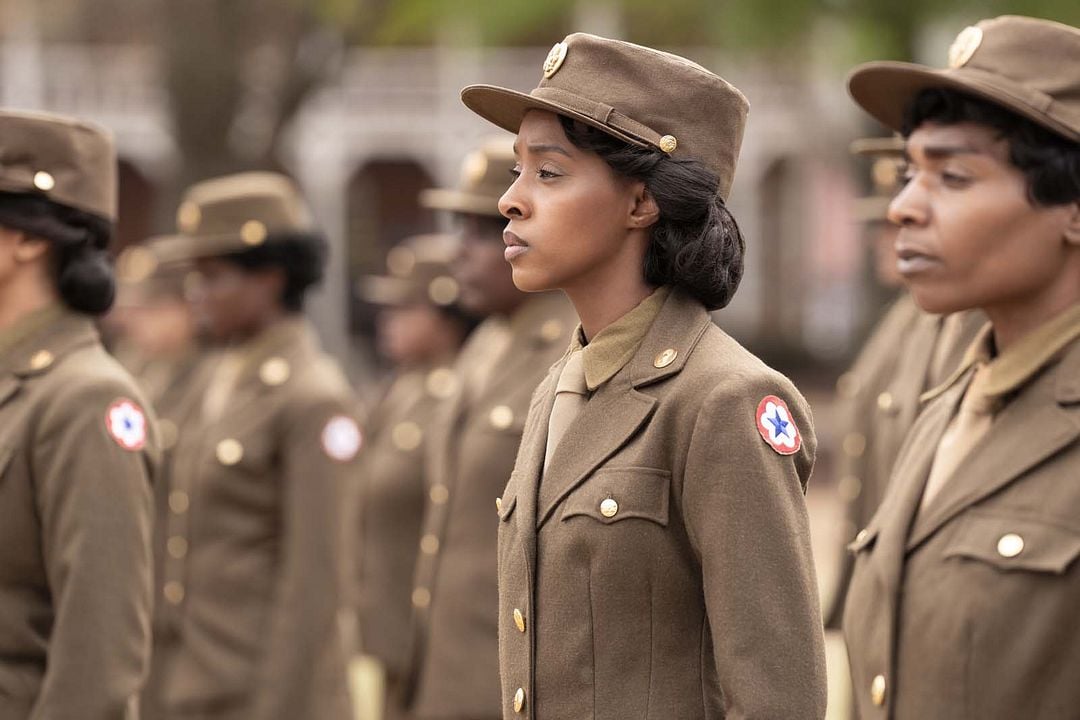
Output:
(755, 394), (802, 456)
(766, 409), (790, 438)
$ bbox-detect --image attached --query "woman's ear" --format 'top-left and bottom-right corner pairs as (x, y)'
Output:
(1064, 201), (1080, 247)
(13, 232), (50, 264)
(628, 184), (660, 229)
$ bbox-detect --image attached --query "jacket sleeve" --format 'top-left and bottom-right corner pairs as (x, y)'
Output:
(681, 377), (827, 720)
(31, 382), (155, 720)
(249, 396), (360, 720)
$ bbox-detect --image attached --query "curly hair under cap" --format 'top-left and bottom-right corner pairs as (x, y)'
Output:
(0, 192), (116, 315)
(558, 116), (745, 311)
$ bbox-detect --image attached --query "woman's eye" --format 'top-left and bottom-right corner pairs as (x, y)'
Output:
(941, 172), (972, 188)
(509, 166), (522, 179)
(537, 166), (561, 179)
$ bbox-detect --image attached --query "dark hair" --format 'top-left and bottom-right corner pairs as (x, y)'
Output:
(558, 116), (745, 310)
(0, 192), (116, 314)
(901, 88), (1080, 206)
(219, 231), (327, 312)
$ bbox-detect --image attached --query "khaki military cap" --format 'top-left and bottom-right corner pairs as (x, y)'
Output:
(849, 15), (1080, 142)
(167, 171), (313, 260)
(461, 33), (750, 200)
(0, 109), (117, 221)
(850, 135), (905, 223)
(419, 138), (515, 218)
(359, 233), (461, 307)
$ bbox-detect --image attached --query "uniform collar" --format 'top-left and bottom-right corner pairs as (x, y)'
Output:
(571, 286), (671, 391)
(923, 302), (1080, 403)
(0, 305), (99, 377)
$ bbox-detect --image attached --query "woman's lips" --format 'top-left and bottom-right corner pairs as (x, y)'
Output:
(895, 244), (941, 276)
(504, 230), (529, 262)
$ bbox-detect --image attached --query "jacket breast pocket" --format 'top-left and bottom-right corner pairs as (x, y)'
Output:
(944, 510), (1080, 575)
(561, 467), (670, 527)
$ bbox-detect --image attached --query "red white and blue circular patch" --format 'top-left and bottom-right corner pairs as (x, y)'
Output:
(321, 415), (362, 462)
(105, 398), (148, 451)
(756, 395), (801, 455)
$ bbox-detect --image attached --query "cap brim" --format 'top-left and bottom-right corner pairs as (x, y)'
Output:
(848, 62), (1080, 142)
(461, 84), (651, 150)
(419, 188), (503, 218)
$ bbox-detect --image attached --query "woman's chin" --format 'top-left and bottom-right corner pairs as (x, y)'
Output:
(511, 266), (555, 294)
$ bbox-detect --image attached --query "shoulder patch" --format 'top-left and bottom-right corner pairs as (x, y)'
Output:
(105, 398), (148, 451)
(755, 395), (801, 456)
(321, 415), (362, 462)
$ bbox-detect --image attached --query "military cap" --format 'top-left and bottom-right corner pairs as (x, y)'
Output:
(0, 108), (117, 221)
(113, 236), (197, 306)
(849, 15), (1080, 142)
(461, 32), (749, 200)
(167, 171), (314, 260)
(419, 138), (516, 218)
(850, 135), (905, 223)
(359, 233), (461, 308)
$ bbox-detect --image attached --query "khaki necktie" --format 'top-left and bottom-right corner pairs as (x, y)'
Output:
(920, 363), (995, 510)
(544, 350), (588, 472)
(201, 351), (245, 423)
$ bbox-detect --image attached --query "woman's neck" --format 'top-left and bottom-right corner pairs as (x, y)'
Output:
(985, 257), (1080, 352)
(0, 269), (59, 333)
(564, 267), (655, 343)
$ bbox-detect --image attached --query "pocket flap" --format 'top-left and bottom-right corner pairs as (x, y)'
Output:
(498, 475), (519, 522)
(562, 467), (670, 526)
(944, 511), (1080, 574)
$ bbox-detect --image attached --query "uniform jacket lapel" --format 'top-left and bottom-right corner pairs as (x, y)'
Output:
(907, 344), (1080, 552)
(534, 291), (711, 528)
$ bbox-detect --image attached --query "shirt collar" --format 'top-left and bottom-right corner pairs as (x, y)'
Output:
(926, 302), (1080, 403)
(572, 286), (671, 391)
(0, 304), (65, 363)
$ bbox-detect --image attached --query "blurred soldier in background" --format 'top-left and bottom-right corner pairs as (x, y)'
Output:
(824, 138), (984, 628)
(400, 139), (576, 720)
(145, 172), (361, 720)
(352, 233), (479, 720)
(0, 109), (157, 719)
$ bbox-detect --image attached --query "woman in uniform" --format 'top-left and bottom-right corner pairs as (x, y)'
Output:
(461, 34), (827, 719)
(844, 16), (1080, 719)
(0, 109), (156, 718)
(146, 172), (360, 720)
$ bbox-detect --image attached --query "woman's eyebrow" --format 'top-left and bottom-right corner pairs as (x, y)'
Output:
(519, 142), (573, 158)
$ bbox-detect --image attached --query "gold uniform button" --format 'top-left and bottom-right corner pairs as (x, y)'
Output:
(877, 391), (895, 412)
(259, 357), (291, 386)
(855, 528), (869, 545)
(29, 350), (54, 371)
(240, 220), (267, 246)
(216, 438), (244, 466)
(490, 405), (514, 430)
(654, 348), (678, 368)
(513, 608), (526, 633)
(159, 419), (179, 450)
(430, 484), (449, 505)
(495, 497), (503, 513)
(997, 533), (1025, 558)
(540, 319), (564, 343)
(163, 581), (185, 605)
(658, 134), (678, 153)
(838, 475), (862, 502)
(169, 491), (190, 514)
(599, 498), (619, 518)
(428, 276), (460, 306)
(420, 534), (440, 555)
(177, 201), (201, 233)
(513, 687), (526, 713)
(412, 587), (431, 609)
(167, 536), (189, 559)
(33, 171), (56, 191)
(392, 421), (423, 451)
(843, 432), (867, 458)
(426, 367), (459, 399)
(870, 674), (887, 707)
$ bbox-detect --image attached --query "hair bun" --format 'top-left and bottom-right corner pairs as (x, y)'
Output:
(58, 245), (116, 314)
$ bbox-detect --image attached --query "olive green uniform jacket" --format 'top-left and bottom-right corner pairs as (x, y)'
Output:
(152, 319), (359, 720)
(407, 292), (576, 719)
(497, 290), (826, 720)
(354, 361), (458, 713)
(844, 307), (1080, 719)
(824, 296), (982, 626)
(0, 308), (157, 719)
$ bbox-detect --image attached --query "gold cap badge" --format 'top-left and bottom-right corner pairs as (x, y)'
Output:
(658, 135), (678, 153)
(543, 42), (568, 79)
(948, 26), (983, 69)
